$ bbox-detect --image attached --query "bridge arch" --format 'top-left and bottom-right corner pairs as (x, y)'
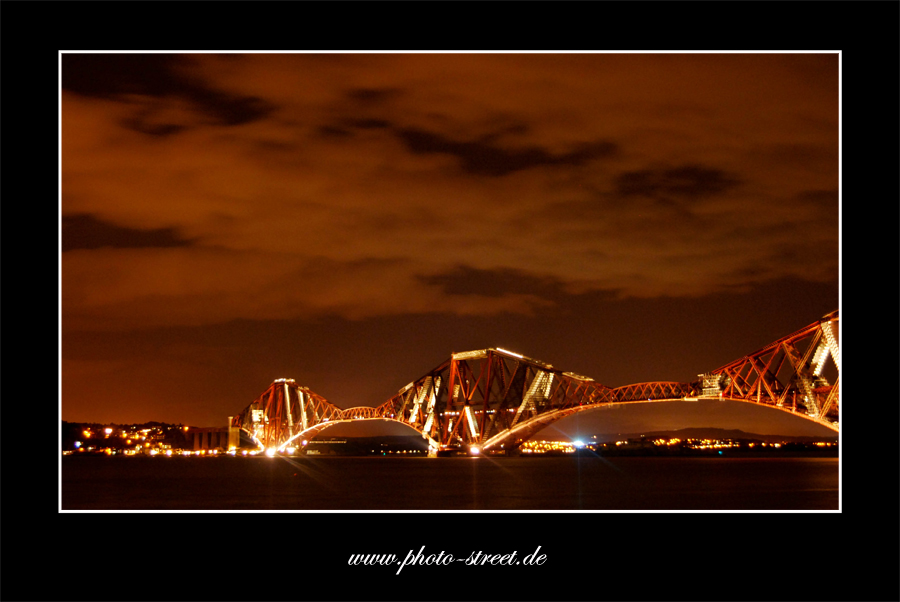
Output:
(283, 415), (442, 454)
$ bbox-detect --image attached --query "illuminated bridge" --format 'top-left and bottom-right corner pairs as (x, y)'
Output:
(231, 310), (839, 455)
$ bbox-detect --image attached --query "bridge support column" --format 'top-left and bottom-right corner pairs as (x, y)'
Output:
(227, 418), (238, 450)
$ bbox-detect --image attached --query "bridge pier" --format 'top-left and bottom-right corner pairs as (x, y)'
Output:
(228, 421), (240, 450)
(191, 427), (233, 451)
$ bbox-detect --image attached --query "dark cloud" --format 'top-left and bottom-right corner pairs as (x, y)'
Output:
(316, 118), (392, 139)
(62, 54), (188, 98)
(62, 53), (274, 128)
(192, 93), (272, 126)
(121, 116), (186, 138)
(62, 213), (195, 252)
(345, 87), (402, 105)
(615, 165), (741, 200)
(345, 118), (391, 130)
(418, 265), (566, 300)
(316, 125), (353, 138)
(397, 128), (618, 177)
(793, 189), (838, 209)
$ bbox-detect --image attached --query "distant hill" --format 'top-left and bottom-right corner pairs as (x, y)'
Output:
(588, 427), (838, 444)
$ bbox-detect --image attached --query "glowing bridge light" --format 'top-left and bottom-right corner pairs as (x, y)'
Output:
(469, 446), (481, 455)
(495, 347), (524, 358)
(573, 440), (586, 449)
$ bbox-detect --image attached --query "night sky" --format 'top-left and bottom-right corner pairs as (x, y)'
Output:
(60, 52), (840, 437)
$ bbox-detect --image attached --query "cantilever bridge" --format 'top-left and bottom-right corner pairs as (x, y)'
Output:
(232, 310), (839, 455)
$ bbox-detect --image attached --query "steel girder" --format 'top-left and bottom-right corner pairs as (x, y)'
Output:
(708, 310), (839, 430)
(612, 381), (697, 402)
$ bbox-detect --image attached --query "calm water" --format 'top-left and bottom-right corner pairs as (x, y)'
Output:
(61, 454), (839, 511)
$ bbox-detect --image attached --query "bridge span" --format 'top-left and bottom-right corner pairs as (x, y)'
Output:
(231, 310), (839, 455)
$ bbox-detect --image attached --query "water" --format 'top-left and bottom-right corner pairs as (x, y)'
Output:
(61, 454), (838, 511)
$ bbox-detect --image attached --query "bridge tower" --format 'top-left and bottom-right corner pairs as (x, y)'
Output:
(231, 379), (340, 451)
(375, 348), (615, 454)
(706, 310), (839, 430)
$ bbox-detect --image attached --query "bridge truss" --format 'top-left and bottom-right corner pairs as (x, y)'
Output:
(231, 310), (839, 454)
(375, 348), (609, 452)
(231, 349), (698, 454)
(231, 379), (341, 451)
(702, 309), (839, 430)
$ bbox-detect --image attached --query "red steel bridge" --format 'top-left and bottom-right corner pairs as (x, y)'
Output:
(231, 310), (839, 455)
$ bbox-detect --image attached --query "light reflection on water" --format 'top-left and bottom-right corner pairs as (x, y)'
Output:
(61, 455), (838, 511)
